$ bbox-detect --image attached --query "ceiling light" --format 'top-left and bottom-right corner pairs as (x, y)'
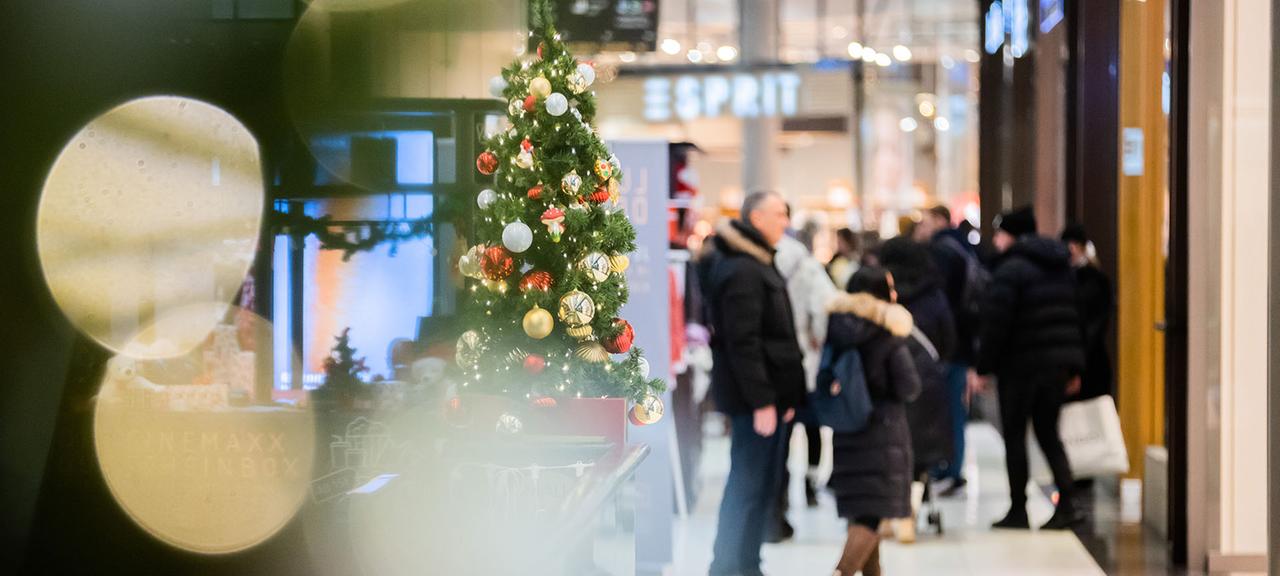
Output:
(717, 45), (738, 61)
(934, 117), (951, 132)
(661, 39), (681, 55)
(918, 101), (936, 117)
(893, 44), (913, 61)
(847, 41), (864, 59)
(619, 51), (637, 63)
(965, 49), (981, 63)
(875, 53), (892, 67)
(899, 117), (919, 132)
(687, 49), (703, 63)
(862, 46), (877, 62)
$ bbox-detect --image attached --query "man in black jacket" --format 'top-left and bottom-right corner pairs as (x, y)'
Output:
(700, 191), (806, 576)
(976, 206), (1085, 531)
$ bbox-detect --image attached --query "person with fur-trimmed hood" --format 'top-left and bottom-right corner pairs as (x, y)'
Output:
(822, 266), (922, 576)
(698, 191), (806, 576)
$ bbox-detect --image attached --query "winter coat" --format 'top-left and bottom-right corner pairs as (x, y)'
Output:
(698, 220), (807, 415)
(976, 236), (1086, 378)
(930, 230), (978, 363)
(823, 292), (922, 520)
(879, 236), (957, 361)
(1073, 263), (1114, 400)
(775, 234), (839, 392)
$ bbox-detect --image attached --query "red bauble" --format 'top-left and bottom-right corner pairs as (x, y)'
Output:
(476, 151), (498, 175)
(481, 246), (515, 279)
(527, 184), (544, 200)
(521, 138), (533, 152)
(524, 354), (547, 374)
(519, 270), (554, 292)
(589, 187), (610, 203)
(603, 319), (635, 354)
(523, 94), (537, 112)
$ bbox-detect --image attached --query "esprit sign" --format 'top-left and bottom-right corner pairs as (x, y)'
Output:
(643, 72), (802, 122)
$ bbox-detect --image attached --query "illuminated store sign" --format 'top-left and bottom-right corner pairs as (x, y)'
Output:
(643, 72), (803, 122)
(983, 0), (1030, 57)
(984, 1), (1004, 55)
(1040, 0), (1064, 34)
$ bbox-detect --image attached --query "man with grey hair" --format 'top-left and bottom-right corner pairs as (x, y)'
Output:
(699, 191), (806, 576)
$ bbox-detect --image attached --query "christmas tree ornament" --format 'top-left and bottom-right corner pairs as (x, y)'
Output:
(455, 330), (483, 367)
(489, 75), (509, 98)
(482, 279), (508, 293)
(569, 71), (590, 94)
(594, 158), (615, 180)
(529, 76), (552, 98)
(519, 270), (553, 292)
(580, 252), (611, 283)
(496, 412), (524, 435)
(566, 324), (594, 340)
(575, 341), (610, 363)
(557, 290), (596, 327)
(603, 319), (635, 354)
(589, 187), (610, 204)
(540, 207), (566, 242)
(523, 94), (537, 112)
(560, 170), (583, 194)
(507, 348), (528, 363)
(508, 99), (525, 117)
(522, 306), (554, 339)
(523, 354), (547, 374)
(481, 245), (515, 279)
(637, 357), (651, 379)
(609, 254), (631, 274)
(502, 221), (534, 253)
(545, 92), (569, 116)
(536, 42), (546, 59)
(515, 149), (534, 169)
(457, 253), (482, 279)
(476, 151), (498, 175)
(629, 393), (665, 426)
(476, 188), (498, 209)
(527, 184), (544, 200)
(607, 178), (621, 203)
(531, 395), (557, 408)
(577, 62), (596, 85)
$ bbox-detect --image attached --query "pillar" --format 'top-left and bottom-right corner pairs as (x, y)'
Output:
(739, 0), (779, 194)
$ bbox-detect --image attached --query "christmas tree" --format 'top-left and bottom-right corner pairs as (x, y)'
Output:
(315, 328), (370, 406)
(456, 0), (663, 409)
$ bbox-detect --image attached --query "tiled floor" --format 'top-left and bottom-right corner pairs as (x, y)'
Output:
(672, 422), (1108, 575)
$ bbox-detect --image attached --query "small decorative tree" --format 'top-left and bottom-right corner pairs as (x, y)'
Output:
(456, 0), (663, 414)
(315, 328), (370, 407)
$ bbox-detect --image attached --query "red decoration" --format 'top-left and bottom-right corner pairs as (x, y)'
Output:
(481, 246), (515, 279)
(532, 396), (557, 408)
(519, 270), (554, 292)
(524, 354), (547, 374)
(589, 187), (610, 204)
(537, 42), (546, 59)
(446, 396), (469, 426)
(521, 138), (533, 152)
(527, 184), (544, 200)
(603, 319), (635, 354)
(476, 151), (498, 175)
(523, 94), (537, 112)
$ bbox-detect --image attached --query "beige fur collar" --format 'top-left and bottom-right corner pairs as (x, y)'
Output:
(713, 219), (773, 266)
(827, 292), (914, 337)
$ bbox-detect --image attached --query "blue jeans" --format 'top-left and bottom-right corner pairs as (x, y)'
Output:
(941, 363), (969, 480)
(710, 412), (788, 576)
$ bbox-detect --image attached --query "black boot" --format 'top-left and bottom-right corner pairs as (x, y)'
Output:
(764, 517), (795, 543)
(1040, 503), (1086, 530)
(805, 477), (819, 507)
(991, 507), (1030, 530)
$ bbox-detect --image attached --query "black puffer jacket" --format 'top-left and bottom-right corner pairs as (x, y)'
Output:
(823, 293), (922, 520)
(976, 236), (1085, 377)
(698, 220), (806, 415)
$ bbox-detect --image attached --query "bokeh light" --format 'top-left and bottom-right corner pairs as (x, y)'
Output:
(36, 96), (263, 358)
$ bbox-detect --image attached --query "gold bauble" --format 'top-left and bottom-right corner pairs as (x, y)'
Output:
(523, 306), (554, 340)
(580, 252), (611, 283)
(557, 290), (595, 327)
(483, 279), (508, 293)
(630, 394), (665, 425)
(575, 341), (610, 363)
(566, 324), (594, 340)
(529, 77), (552, 98)
(607, 178), (621, 203)
(609, 254), (630, 274)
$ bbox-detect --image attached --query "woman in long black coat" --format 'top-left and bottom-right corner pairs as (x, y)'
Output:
(822, 267), (922, 576)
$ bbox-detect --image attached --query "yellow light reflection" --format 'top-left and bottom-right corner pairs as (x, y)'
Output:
(36, 96), (263, 358)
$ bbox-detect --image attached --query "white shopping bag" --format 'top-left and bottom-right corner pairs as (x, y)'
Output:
(1029, 395), (1130, 481)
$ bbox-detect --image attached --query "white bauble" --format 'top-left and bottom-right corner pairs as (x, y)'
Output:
(476, 189), (498, 209)
(502, 222), (534, 253)
(489, 76), (509, 98)
(637, 357), (651, 379)
(576, 63), (596, 86)
(545, 93), (569, 117)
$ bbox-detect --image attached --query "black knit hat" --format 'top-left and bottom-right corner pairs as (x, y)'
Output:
(994, 206), (1037, 238)
(1060, 223), (1089, 245)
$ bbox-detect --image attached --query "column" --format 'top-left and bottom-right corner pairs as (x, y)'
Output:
(739, 0), (779, 194)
